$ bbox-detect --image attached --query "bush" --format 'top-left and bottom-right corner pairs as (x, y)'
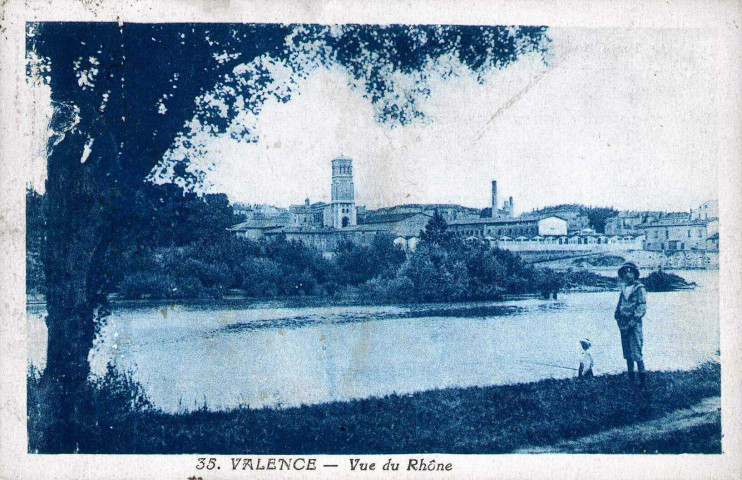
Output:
(360, 275), (416, 303)
(118, 272), (176, 299)
(573, 255), (625, 267)
(28, 364), (152, 453)
(397, 244), (469, 302)
(561, 269), (616, 289)
(643, 270), (694, 292)
(355, 231), (581, 303)
(281, 270), (320, 296)
(172, 276), (210, 299)
(240, 257), (282, 297)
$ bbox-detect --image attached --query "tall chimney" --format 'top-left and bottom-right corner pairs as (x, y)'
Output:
(509, 196), (514, 217)
(491, 180), (498, 218)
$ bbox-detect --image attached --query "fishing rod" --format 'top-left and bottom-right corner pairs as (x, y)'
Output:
(518, 360), (578, 371)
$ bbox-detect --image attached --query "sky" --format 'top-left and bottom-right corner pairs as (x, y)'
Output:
(29, 26), (719, 215)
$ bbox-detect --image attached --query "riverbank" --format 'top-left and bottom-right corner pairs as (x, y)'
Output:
(518, 396), (720, 454)
(29, 362), (720, 454)
(25, 268), (694, 311)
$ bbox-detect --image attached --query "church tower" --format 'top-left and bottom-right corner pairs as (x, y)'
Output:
(327, 156), (356, 228)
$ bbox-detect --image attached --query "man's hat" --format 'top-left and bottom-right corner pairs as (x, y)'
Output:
(580, 338), (592, 349)
(618, 261), (640, 278)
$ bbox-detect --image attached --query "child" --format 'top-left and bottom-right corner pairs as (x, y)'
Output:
(578, 338), (594, 378)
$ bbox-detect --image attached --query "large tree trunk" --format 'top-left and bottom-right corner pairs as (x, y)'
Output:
(30, 22), (232, 452)
(40, 125), (117, 452)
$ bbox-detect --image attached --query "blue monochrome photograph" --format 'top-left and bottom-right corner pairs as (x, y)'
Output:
(24, 22), (721, 455)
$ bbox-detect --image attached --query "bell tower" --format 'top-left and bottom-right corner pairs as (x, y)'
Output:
(328, 156), (356, 228)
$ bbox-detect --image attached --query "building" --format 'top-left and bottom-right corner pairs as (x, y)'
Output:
(691, 199), (719, 221)
(358, 211), (433, 238)
(706, 232), (719, 252)
(288, 199), (326, 227)
(230, 156), (392, 254)
(626, 202), (719, 253)
(605, 211), (661, 235)
(707, 218), (719, 236)
(605, 211), (694, 236)
(360, 203), (480, 224)
(447, 216), (568, 239)
(446, 215), (644, 252)
(524, 205), (589, 232)
(232, 203), (290, 224)
(637, 219), (708, 251)
(501, 197), (514, 217)
(286, 156), (358, 229)
(326, 156), (357, 228)
(228, 160), (671, 256)
(227, 219), (285, 241)
(232, 201), (252, 219)
(278, 226), (386, 253)
(488, 180), (515, 218)
(539, 216), (570, 236)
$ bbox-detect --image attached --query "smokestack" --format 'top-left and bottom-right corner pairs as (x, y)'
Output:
(491, 180), (498, 218)
(509, 196), (514, 217)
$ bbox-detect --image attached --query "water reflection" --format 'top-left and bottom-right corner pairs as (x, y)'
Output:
(219, 304), (527, 334)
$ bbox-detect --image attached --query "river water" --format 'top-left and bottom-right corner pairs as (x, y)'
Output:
(27, 270), (719, 412)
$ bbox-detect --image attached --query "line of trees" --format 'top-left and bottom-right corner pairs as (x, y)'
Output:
(28, 188), (576, 303)
(27, 184), (407, 301)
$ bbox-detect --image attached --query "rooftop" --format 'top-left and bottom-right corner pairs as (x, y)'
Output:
(359, 212), (432, 225)
(368, 203), (480, 213)
(636, 219), (707, 228)
(272, 225), (386, 235)
(449, 216), (560, 226)
(228, 220), (286, 231)
(449, 218), (535, 226)
(288, 201), (327, 214)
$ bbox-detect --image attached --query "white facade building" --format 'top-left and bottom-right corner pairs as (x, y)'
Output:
(691, 200), (719, 221)
(537, 216), (569, 236)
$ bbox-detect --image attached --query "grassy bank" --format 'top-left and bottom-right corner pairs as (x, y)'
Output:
(578, 418), (721, 454)
(29, 363), (720, 454)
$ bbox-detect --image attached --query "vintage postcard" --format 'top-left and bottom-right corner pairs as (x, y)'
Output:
(1, 0), (742, 478)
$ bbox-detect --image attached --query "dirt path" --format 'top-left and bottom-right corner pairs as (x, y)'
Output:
(516, 396), (721, 454)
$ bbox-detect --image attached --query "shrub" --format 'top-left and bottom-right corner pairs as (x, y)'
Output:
(118, 272), (176, 299)
(643, 270), (694, 292)
(360, 275), (416, 303)
(28, 364), (152, 453)
(240, 257), (282, 297)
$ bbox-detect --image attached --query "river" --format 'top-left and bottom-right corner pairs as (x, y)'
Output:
(27, 270), (719, 412)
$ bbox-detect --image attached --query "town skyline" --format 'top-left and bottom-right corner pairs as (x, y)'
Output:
(224, 164), (718, 218)
(221, 154), (717, 218)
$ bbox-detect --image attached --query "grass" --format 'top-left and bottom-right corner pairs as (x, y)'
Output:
(576, 419), (721, 454)
(29, 363), (720, 454)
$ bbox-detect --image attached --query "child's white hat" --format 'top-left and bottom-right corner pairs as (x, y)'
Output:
(580, 338), (592, 348)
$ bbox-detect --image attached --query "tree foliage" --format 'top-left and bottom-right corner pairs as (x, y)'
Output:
(418, 211), (456, 247)
(364, 215), (565, 303)
(27, 22), (550, 451)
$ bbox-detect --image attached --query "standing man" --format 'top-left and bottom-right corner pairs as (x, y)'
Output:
(614, 262), (647, 387)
